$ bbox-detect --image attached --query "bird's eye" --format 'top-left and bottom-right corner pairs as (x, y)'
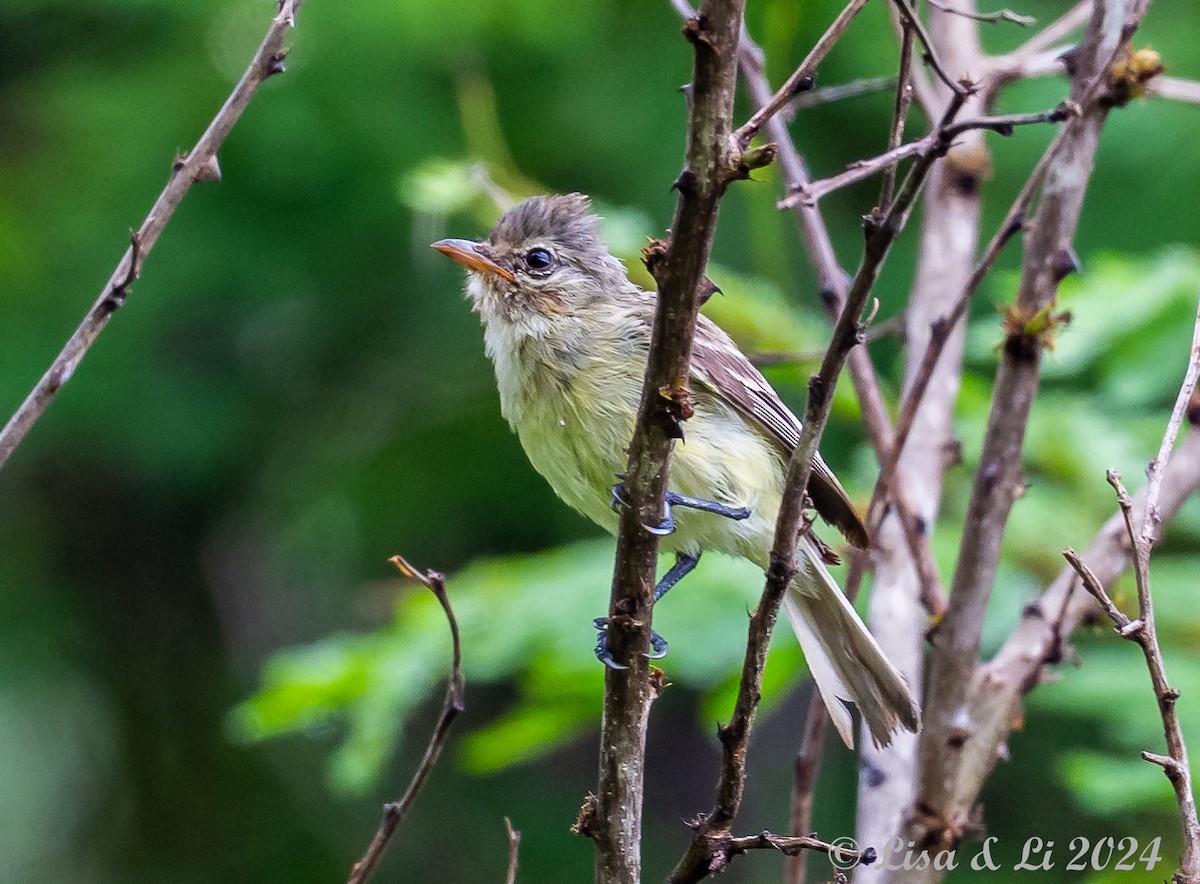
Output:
(524, 248), (553, 272)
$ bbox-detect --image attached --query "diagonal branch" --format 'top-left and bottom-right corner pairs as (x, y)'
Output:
(592, 3), (747, 883)
(0, 0), (306, 471)
(347, 556), (465, 884)
(733, 0), (871, 147)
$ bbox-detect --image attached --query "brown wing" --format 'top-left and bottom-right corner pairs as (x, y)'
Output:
(690, 314), (869, 549)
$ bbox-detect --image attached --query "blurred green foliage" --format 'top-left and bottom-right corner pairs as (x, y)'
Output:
(2, 1), (1200, 882)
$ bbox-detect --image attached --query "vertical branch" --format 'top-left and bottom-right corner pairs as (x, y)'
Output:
(591, 4), (746, 884)
(857, 0), (989, 867)
(879, 24), (916, 211)
(0, 0), (305, 471)
(904, 1), (1149, 876)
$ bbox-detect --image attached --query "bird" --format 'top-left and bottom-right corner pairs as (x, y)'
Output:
(433, 192), (919, 747)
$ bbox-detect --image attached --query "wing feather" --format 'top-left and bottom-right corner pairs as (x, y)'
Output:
(689, 315), (869, 549)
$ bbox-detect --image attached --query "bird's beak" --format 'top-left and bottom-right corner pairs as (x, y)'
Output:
(432, 238), (515, 282)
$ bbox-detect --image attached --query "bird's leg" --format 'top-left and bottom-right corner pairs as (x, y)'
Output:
(610, 477), (751, 536)
(652, 550), (700, 602)
(593, 552), (701, 669)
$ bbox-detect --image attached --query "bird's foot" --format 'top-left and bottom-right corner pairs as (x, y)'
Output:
(609, 477), (751, 537)
(593, 617), (668, 669)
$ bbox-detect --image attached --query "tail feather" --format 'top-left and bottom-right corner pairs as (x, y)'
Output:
(783, 539), (920, 748)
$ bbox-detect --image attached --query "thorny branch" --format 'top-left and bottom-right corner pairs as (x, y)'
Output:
(592, 3), (746, 883)
(0, 0), (306, 471)
(347, 557), (465, 884)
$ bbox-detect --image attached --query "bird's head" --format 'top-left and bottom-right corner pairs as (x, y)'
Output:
(433, 193), (634, 326)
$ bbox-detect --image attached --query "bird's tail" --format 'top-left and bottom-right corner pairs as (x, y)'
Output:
(782, 537), (920, 748)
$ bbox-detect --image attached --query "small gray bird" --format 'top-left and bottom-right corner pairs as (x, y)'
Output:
(434, 193), (919, 747)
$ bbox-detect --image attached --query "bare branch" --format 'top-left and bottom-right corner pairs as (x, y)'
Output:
(734, 0), (871, 147)
(785, 689), (831, 884)
(855, 4), (991, 865)
(1142, 300), (1200, 542)
(925, 0), (1035, 26)
(889, 0), (974, 97)
(905, 1), (1161, 871)
(791, 76), (898, 110)
(1067, 469), (1200, 883)
(1147, 75), (1200, 105)
(669, 87), (973, 884)
(0, 0), (306, 471)
(913, 427), (1200, 884)
(880, 25), (917, 211)
(780, 103), (1072, 208)
(719, 830), (872, 868)
(1007, 1), (1091, 61)
(989, 1), (1092, 89)
(503, 817), (521, 884)
(347, 556), (465, 884)
(595, 2), (747, 882)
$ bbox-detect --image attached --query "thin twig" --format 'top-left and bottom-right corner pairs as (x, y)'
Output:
(751, 315), (906, 366)
(854, 5), (990, 868)
(1007, 1), (1091, 62)
(503, 817), (521, 884)
(347, 556), (465, 884)
(1067, 474), (1200, 884)
(668, 88), (972, 884)
(989, 1), (1092, 90)
(860, 115), (1072, 553)
(785, 689), (830, 884)
(734, 0), (872, 147)
(889, 0), (973, 97)
(717, 830), (873, 869)
(0, 0), (305, 471)
(1142, 299), (1200, 541)
(880, 25), (916, 210)
(781, 103), (1071, 208)
(593, 3), (747, 883)
(925, 0), (1035, 26)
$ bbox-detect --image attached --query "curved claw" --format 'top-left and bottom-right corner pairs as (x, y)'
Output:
(593, 617), (670, 666)
(642, 511), (676, 536)
(593, 618), (628, 670)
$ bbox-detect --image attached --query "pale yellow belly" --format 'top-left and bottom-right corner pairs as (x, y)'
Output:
(514, 376), (782, 566)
